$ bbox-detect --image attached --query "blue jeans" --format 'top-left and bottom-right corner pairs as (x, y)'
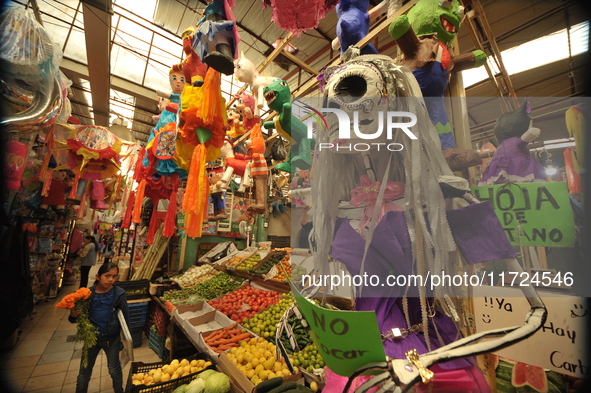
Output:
(76, 335), (124, 393)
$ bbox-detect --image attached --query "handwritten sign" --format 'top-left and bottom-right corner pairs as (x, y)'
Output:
(471, 183), (575, 246)
(291, 283), (385, 376)
(474, 285), (589, 378)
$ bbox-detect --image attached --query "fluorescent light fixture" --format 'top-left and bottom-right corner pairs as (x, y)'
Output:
(530, 138), (575, 151)
(463, 21), (589, 88)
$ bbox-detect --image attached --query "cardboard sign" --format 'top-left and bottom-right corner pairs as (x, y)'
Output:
(471, 183), (575, 246)
(474, 285), (589, 378)
(291, 284), (385, 376)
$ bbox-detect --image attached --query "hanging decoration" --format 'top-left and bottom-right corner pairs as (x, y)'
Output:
(388, 0), (486, 170)
(262, 0), (338, 35)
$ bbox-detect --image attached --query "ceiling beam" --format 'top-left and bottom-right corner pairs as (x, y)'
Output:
(81, 0), (112, 126)
(60, 58), (157, 102)
(294, 0), (418, 97)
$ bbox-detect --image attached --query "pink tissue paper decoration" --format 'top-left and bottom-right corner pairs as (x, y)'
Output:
(262, 0), (338, 35)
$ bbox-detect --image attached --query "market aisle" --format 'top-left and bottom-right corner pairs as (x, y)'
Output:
(0, 264), (160, 392)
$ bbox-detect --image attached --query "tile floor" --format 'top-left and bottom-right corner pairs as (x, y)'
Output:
(0, 264), (161, 392)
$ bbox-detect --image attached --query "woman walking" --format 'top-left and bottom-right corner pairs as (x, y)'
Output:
(69, 262), (130, 393)
(78, 235), (98, 288)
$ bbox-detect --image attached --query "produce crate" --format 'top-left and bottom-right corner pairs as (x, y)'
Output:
(152, 303), (170, 336)
(125, 353), (214, 393)
(268, 235), (291, 248)
(116, 279), (150, 300)
(131, 326), (144, 348)
(155, 282), (180, 298)
(252, 250), (287, 276)
(148, 325), (166, 359)
(128, 302), (149, 328)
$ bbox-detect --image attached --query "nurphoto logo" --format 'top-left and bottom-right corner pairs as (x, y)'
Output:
(304, 108), (419, 151)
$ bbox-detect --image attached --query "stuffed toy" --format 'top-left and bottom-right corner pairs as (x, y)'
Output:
(194, 0), (240, 75)
(234, 53), (280, 117)
(39, 170), (70, 216)
(333, 0), (379, 56)
(478, 99), (545, 185)
(262, 0), (338, 35)
(263, 79), (312, 173)
(388, 0), (486, 170)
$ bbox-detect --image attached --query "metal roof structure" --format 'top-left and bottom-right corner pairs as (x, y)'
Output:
(17, 0), (590, 166)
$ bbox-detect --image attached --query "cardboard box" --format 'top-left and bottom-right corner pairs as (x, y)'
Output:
(218, 353), (302, 393)
(200, 327), (254, 360)
(178, 310), (234, 358)
(172, 302), (215, 322)
(199, 241), (238, 263)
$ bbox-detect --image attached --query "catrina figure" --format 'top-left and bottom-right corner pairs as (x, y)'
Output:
(311, 48), (516, 391)
(388, 0), (486, 170)
(478, 99), (545, 185)
(194, 0), (240, 75)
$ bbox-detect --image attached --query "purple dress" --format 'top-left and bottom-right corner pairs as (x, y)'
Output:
(479, 137), (546, 185)
(331, 205), (515, 369)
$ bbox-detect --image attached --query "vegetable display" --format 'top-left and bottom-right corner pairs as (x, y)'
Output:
(241, 294), (294, 338)
(208, 286), (280, 324)
(253, 252), (286, 275)
(291, 343), (325, 373)
(204, 323), (254, 353)
(161, 273), (245, 302)
(174, 264), (221, 289)
(236, 253), (262, 271)
(274, 314), (310, 354)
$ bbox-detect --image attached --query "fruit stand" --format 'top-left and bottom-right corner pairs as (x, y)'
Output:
(134, 245), (328, 393)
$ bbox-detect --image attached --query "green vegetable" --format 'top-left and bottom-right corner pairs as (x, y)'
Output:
(256, 376), (284, 392)
(267, 382), (297, 393)
(197, 369), (218, 381)
(173, 384), (189, 393)
(186, 378), (205, 393)
(162, 274), (245, 302)
(204, 372), (231, 393)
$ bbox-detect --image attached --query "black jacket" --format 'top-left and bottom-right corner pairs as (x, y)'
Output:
(69, 285), (131, 339)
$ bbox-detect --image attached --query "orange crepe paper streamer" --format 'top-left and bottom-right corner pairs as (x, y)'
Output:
(182, 144), (209, 238)
(132, 179), (146, 224)
(122, 190), (135, 229)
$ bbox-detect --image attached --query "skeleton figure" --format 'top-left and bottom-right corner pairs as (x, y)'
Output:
(309, 48), (545, 392)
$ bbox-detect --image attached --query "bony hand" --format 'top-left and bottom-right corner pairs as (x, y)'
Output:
(70, 308), (81, 318)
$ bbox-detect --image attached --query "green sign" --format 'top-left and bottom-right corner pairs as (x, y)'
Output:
(471, 183), (575, 247)
(291, 284), (385, 376)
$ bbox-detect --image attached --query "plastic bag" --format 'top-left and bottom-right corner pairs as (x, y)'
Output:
(0, 5), (62, 95)
(271, 137), (286, 161)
